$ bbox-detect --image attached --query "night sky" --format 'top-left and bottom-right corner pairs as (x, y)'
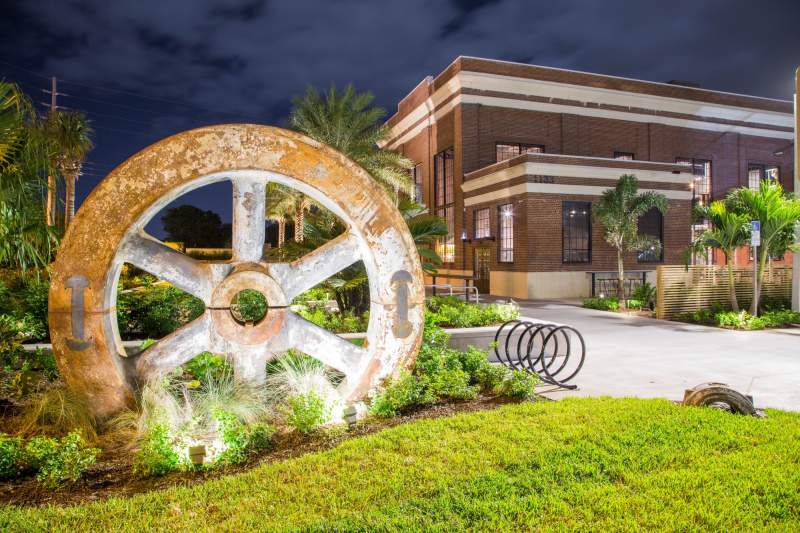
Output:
(2, 0), (799, 237)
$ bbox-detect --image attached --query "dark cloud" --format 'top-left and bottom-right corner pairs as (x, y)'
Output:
(1, 0), (798, 235)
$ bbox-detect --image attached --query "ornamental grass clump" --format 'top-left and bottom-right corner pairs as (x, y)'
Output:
(266, 350), (342, 427)
(131, 365), (275, 477)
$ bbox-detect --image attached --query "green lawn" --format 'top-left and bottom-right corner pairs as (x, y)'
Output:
(2, 397), (799, 531)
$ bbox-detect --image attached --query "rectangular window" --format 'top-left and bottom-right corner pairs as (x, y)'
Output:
(410, 163), (423, 204)
(498, 203), (514, 262)
(495, 142), (544, 162)
(748, 163), (778, 190)
(637, 207), (664, 262)
(614, 151), (635, 160)
(474, 208), (490, 239)
(748, 163), (764, 190)
(765, 165), (780, 182)
(434, 149), (455, 263)
(677, 157), (712, 198)
(562, 201), (591, 263)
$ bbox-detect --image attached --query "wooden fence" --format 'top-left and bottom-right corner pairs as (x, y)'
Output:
(655, 265), (793, 319)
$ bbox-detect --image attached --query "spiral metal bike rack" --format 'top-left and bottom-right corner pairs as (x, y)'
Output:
(493, 319), (586, 390)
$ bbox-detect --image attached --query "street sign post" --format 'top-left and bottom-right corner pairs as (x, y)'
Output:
(751, 220), (760, 315)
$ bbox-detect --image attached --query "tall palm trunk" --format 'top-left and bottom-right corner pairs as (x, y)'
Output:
(64, 172), (77, 227)
(751, 249), (769, 315)
(277, 219), (286, 247)
(617, 248), (626, 310)
(293, 198), (309, 243)
(724, 250), (739, 312)
(45, 174), (56, 226)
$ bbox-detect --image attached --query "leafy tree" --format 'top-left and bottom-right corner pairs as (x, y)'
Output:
(45, 110), (93, 227)
(0, 81), (58, 272)
(290, 83), (414, 199)
(726, 181), (800, 314)
(593, 174), (668, 309)
(687, 201), (749, 311)
(161, 205), (230, 248)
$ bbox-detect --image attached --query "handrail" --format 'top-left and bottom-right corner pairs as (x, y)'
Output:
(425, 283), (480, 303)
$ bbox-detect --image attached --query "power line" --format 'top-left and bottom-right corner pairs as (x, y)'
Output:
(91, 124), (155, 138)
(0, 58), (244, 119)
(79, 108), (154, 126)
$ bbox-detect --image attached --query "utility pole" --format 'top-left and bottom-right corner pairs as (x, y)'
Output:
(43, 77), (59, 226)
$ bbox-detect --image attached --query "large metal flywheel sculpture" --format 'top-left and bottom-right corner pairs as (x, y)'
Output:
(49, 125), (425, 419)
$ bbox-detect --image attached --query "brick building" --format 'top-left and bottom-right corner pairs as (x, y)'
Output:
(383, 56), (795, 299)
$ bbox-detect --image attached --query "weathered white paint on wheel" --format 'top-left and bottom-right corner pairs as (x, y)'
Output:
(48, 125), (425, 419)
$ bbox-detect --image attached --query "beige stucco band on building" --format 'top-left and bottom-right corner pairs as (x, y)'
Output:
(490, 271), (658, 300)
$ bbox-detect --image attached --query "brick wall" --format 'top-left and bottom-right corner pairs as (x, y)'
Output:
(463, 195), (690, 274)
(390, 100), (790, 279)
(458, 104), (794, 197)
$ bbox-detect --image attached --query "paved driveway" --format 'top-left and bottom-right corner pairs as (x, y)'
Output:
(504, 299), (800, 411)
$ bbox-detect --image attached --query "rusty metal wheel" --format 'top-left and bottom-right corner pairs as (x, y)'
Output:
(682, 382), (758, 416)
(49, 125), (425, 419)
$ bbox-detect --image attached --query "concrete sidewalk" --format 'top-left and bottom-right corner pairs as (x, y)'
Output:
(504, 299), (800, 411)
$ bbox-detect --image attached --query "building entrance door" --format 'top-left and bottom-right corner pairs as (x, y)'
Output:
(474, 247), (491, 294)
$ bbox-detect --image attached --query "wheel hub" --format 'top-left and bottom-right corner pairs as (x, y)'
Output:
(210, 264), (287, 345)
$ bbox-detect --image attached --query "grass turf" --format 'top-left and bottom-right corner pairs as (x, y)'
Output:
(1, 397), (799, 531)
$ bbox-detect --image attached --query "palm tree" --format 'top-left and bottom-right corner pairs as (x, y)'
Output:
(290, 84), (414, 199)
(0, 81), (58, 271)
(266, 182), (312, 245)
(593, 174), (668, 309)
(397, 198), (449, 274)
(726, 181), (800, 314)
(46, 110), (93, 228)
(687, 201), (749, 311)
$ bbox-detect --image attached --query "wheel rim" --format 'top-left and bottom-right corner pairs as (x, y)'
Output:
(48, 125), (425, 419)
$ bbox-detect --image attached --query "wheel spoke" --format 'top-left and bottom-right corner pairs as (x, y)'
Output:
(269, 231), (361, 301)
(120, 233), (215, 303)
(232, 176), (266, 262)
(280, 311), (366, 380)
(134, 312), (212, 381)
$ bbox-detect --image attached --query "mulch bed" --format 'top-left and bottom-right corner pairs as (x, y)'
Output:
(0, 395), (516, 508)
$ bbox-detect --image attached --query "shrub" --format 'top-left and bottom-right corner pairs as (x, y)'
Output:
(677, 308), (800, 330)
(292, 287), (330, 305)
(117, 286), (204, 339)
(760, 295), (791, 312)
(501, 370), (538, 400)
(285, 392), (330, 434)
(247, 422), (276, 451)
(626, 299), (643, 310)
(425, 296), (519, 328)
(23, 431), (99, 488)
(369, 372), (432, 418)
(582, 297), (619, 311)
(296, 306), (368, 333)
(760, 309), (800, 328)
(631, 282), (656, 309)
(0, 434), (25, 479)
(133, 422), (181, 477)
(184, 352), (230, 384)
(214, 411), (250, 465)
